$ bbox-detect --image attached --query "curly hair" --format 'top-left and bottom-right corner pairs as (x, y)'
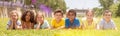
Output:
(21, 10), (35, 23)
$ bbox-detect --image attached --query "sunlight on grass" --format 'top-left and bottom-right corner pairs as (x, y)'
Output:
(0, 17), (120, 36)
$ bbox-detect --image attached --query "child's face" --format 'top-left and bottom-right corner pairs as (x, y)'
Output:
(54, 13), (63, 20)
(25, 12), (31, 22)
(10, 12), (18, 22)
(86, 12), (94, 20)
(68, 12), (75, 21)
(103, 12), (112, 21)
(36, 14), (44, 23)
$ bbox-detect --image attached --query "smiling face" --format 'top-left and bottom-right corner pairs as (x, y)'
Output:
(103, 12), (112, 22)
(54, 12), (63, 21)
(10, 12), (18, 22)
(67, 9), (76, 21)
(21, 11), (35, 23)
(36, 13), (44, 23)
(9, 10), (19, 22)
(25, 12), (31, 22)
(86, 10), (94, 21)
(67, 12), (76, 21)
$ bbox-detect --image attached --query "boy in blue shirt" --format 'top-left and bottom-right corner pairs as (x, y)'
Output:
(65, 9), (80, 29)
(97, 10), (117, 30)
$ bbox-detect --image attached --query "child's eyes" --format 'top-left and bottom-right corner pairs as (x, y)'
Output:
(12, 15), (17, 17)
(87, 15), (93, 16)
(105, 15), (111, 16)
(38, 17), (42, 18)
(69, 14), (74, 16)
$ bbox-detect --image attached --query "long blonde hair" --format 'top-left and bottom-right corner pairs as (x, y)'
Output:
(35, 11), (45, 24)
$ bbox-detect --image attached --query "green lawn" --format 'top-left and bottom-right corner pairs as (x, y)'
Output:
(0, 17), (120, 36)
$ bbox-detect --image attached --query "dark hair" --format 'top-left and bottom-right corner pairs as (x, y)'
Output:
(21, 10), (35, 23)
(54, 9), (63, 16)
(103, 10), (112, 16)
(67, 9), (76, 16)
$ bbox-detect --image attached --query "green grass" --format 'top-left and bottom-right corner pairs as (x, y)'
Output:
(0, 17), (120, 36)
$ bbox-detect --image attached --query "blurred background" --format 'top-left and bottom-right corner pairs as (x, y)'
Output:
(0, 0), (120, 18)
(0, 0), (120, 36)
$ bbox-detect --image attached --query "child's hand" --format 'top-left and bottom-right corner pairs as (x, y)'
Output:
(38, 21), (43, 26)
(11, 18), (17, 23)
(81, 24), (84, 29)
(36, 22), (41, 30)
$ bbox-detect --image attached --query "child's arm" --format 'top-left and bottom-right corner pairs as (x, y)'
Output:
(8, 21), (16, 30)
(97, 23), (103, 30)
(97, 20), (104, 30)
(36, 22), (41, 30)
(95, 24), (99, 30)
(51, 20), (55, 29)
(112, 22), (117, 30)
(31, 23), (34, 29)
(65, 19), (69, 29)
(56, 20), (65, 29)
(114, 27), (117, 30)
(80, 22), (85, 29)
(21, 21), (26, 29)
(56, 26), (65, 29)
(16, 21), (22, 30)
(45, 21), (51, 29)
(8, 22), (13, 30)
(97, 24), (100, 30)
(16, 25), (22, 30)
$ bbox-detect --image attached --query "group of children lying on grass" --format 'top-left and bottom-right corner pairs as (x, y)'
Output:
(7, 9), (117, 30)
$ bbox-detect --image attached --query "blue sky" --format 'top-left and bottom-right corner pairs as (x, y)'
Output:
(64, 0), (100, 9)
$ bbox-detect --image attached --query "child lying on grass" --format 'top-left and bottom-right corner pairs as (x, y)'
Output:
(65, 9), (80, 29)
(51, 9), (65, 29)
(7, 10), (22, 30)
(97, 10), (117, 30)
(34, 12), (50, 29)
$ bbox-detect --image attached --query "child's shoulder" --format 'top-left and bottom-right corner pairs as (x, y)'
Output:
(74, 18), (80, 21)
(44, 20), (49, 22)
(110, 19), (115, 24)
(7, 20), (11, 24)
(65, 18), (69, 20)
(99, 18), (105, 22)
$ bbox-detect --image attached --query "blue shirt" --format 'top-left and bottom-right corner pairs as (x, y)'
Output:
(65, 18), (80, 29)
(98, 19), (116, 30)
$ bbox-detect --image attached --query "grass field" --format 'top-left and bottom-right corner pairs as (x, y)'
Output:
(0, 17), (120, 36)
